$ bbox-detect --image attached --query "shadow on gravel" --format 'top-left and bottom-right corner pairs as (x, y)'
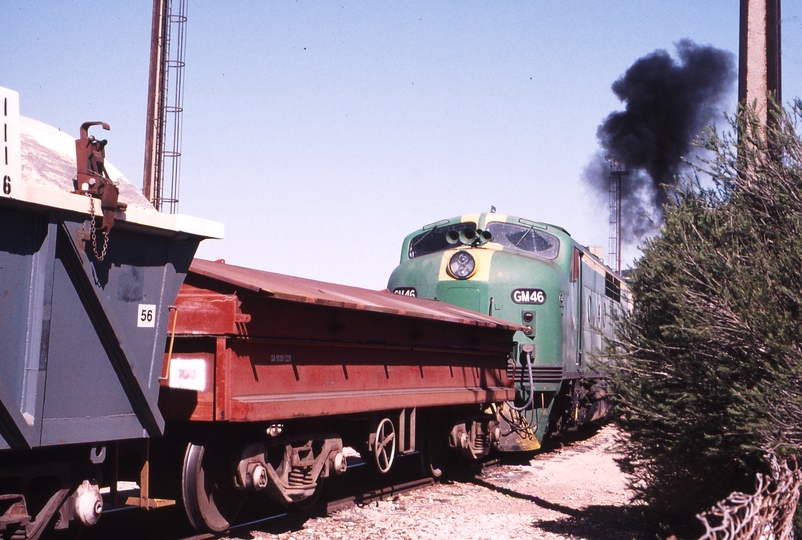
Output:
(534, 504), (651, 540)
(539, 423), (606, 453)
(468, 475), (651, 540)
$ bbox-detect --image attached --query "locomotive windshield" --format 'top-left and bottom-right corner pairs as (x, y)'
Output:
(486, 222), (560, 259)
(408, 222), (477, 259)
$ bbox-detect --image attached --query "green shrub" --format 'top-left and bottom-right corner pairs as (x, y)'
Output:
(610, 100), (802, 536)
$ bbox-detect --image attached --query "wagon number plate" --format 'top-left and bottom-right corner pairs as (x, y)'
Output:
(138, 304), (157, 328)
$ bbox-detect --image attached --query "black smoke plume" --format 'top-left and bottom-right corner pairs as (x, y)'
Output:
(585, 39), (736, 243)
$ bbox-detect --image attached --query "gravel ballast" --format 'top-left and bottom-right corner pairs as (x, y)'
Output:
(246, 425), (648, 540)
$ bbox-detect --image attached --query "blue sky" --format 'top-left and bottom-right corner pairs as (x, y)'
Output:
(3, 2), (801, 288)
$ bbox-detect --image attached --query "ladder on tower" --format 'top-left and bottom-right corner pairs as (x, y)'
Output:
(143, 0), (188, 214)
(607, 158), (628, 274)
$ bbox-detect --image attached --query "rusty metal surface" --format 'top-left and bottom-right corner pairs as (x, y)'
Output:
(73, 121), (124, 232)
(188, 259), (521, 330)
(160, 260), (519, 423)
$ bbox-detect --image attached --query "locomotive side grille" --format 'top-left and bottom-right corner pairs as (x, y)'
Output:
(506, 366), (564, 383)
(605, 272), (622, 302)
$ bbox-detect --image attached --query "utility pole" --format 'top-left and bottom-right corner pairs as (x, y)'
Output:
(143, 0), (167, 209)
(739, 0), (781, 130)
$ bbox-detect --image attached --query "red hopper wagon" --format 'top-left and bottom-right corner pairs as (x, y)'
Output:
(158, 259), (518, 532)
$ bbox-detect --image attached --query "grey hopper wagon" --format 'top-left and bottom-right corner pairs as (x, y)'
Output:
(0, 87), (222, 450)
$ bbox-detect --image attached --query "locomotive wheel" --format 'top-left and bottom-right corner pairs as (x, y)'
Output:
(373, 418), (396, 474)
(182, 441), (245, 533)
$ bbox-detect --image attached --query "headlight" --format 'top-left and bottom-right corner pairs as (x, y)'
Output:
(448, 251), (476, 279)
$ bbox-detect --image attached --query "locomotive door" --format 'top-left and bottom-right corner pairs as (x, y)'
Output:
(572, 248), (584, 369)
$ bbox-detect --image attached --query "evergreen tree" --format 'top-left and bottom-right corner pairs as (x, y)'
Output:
(611, 100), (802, 536)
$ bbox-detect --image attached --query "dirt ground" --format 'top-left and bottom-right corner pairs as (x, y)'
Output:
(248, 425), (650, 540)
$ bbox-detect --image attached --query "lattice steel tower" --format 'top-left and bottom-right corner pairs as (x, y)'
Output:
(606, 156), (628, 274)
(143, 0), (188, 213)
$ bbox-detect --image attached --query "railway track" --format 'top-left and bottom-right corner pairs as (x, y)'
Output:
(183, 476), (436, 540)
(198, 454), (479, 540)
(78, 455), (504, 540)
(215, 458), (504, 539)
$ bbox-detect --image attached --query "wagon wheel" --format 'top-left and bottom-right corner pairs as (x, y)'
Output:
(420, 416), (451, 479)
(373, 418), (396, 474)
(182, 440), (246, 533)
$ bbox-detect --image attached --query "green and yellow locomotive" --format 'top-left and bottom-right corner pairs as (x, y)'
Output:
(388, 212), (631, 451)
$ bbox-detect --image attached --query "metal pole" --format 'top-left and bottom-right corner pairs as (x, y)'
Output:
(143, 0), (169, 209)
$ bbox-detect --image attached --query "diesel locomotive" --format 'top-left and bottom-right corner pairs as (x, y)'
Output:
(388, 212), (631, 451)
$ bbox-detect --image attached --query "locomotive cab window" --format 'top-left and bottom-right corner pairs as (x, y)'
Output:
(486, 222), (560, 259)
(408, 222), (477, 259)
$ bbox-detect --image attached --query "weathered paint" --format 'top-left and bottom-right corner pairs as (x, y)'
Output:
(159, 260), (519, 423)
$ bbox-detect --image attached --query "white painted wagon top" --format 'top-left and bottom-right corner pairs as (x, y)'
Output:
(1, 86), (222, 239)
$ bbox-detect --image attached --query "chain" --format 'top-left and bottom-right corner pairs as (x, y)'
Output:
(88, 195), (109, 261)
